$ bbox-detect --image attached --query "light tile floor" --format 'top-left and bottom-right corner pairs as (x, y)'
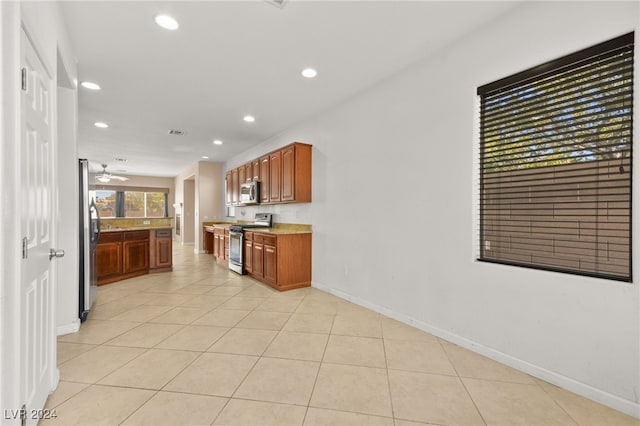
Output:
(42, 246), (639, 426)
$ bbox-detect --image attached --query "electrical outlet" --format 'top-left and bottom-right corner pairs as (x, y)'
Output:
(143, 220), (151, 225)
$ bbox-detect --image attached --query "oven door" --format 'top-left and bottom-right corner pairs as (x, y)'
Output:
(228, 230), (244, 274)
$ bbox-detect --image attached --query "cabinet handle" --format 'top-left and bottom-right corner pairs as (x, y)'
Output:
(266, 248), (274, 253)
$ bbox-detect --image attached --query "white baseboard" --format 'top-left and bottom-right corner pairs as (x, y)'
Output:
(311, 281), (640, 419)
(51, 368), (60, 393)
(56, 319), (80, 336)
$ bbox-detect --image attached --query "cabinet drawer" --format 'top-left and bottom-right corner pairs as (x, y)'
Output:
(156, 229), (171, 238)
(99, 232), (123, 243)
(253, 233), (276, 246)
(124, 230), (149, 241)
(244, 231), (253, 241)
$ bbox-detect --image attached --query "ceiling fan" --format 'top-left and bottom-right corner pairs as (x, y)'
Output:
(95, 164), (129, 183)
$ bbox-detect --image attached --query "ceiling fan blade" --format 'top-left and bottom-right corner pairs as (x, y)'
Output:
(110, 175), (129, 181)
(96, 174), (111, 183)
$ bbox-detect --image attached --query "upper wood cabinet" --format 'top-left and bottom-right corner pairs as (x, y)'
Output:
(260, 156), (270, 203)
(238, 165), (245, 187)
(269, 151), (281, 203)
(231, 168), (239, 205)
(245, 163), (253, 183)
(281, 145), (295, 202)
(252, 159), (260, 181)
(226, 142), (312, 206)
(277, 142), (311, 203)
(225, 171), (232, 206)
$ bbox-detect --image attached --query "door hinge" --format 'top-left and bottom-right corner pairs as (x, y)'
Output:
(20, 404), (27, 426)
(22, 237), (28, 259)
(21, 68), (27, 91)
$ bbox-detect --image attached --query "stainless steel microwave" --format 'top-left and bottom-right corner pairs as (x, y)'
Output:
(240, 181), (259, 204)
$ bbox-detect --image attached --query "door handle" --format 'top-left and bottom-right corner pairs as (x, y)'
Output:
(49, 249), (65, 260)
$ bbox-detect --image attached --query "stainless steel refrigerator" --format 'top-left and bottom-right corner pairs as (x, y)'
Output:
(79, 159), (100, 322)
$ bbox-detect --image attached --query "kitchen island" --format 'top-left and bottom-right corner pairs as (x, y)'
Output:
(97, 224), (173, 286)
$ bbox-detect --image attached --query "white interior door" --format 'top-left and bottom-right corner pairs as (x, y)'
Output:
(20, 28), (57, 424)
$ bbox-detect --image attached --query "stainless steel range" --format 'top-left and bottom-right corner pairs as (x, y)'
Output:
(229, 213), (273, 274)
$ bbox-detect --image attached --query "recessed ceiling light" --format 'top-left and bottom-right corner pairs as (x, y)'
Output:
(213, 140), (223, 145)
(301, 68), (317, 78)
(81, 81), (101, 90)
(94, 122), (109, 128)
(202, 156), (209, 159)
(155, 14), (179, 30)
(243, 115), (255, 123)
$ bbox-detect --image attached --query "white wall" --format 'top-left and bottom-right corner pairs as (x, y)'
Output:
(56, 87), (79, 335)
(226, 1), (639, 416)
(174, 161), (225, 252)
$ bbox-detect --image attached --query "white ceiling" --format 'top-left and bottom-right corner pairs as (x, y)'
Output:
(61, 0), (518, 177)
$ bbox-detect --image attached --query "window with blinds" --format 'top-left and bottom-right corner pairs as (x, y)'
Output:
(478, 33), (634, 282)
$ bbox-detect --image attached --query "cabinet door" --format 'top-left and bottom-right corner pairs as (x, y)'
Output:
(281, 145), (295, 202)
(253, 242), (264, 277)
(204, 229), (214, 254)
(252, 159), (260, 181)
(269, 151), (281, 202)
(245, 163), (253, 182)
(244, 240), (253, 273)
(231, 168), (239, 205)
(123, 240), (149, 274)
(239, 165), (245, 187)
(213, 233), (219, 258)
(156, 238), (172, 267)
(260, 156), (270, 203)
(224, 234), (230, 260)
(96, 242), (122, 281)
(225, 171), (232, 206)
(264, 244), (277, 285)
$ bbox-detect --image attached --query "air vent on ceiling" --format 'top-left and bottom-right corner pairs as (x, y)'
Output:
(264, 0), (287, 9)
(168, 129), (185, 136)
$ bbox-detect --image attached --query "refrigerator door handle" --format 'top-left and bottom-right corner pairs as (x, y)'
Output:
(89, 199), (101, 249)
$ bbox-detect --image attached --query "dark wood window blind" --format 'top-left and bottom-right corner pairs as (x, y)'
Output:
(478, 33), (634, 282)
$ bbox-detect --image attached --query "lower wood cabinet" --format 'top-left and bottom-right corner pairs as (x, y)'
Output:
(123, 240), (149, 274)
(203, 226), (215, 254)
(96, 232), (123, 284)
(253, 242), (264, 276)
(244, 232), (311, 291)
(263, 244), (277, 285)
(207, 225), (229, 266)
(150, 229), (173, 272)
(244, 236), (253, 274)
(97, 228), (172, 285)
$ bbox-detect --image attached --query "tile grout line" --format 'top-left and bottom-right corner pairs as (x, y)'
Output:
(531, 378), (582, 426)
(210, 301), (288, 423)
(302, 305), (336, 425)
(380, 322), (398, 425)
(438, 338), (489, 426)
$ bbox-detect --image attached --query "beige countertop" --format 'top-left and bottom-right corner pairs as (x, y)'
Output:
(101, 226), (172, 233)
(249, 228), (312, 235)
(203, 222), (312, 235)
(204, 223), (232, 230)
